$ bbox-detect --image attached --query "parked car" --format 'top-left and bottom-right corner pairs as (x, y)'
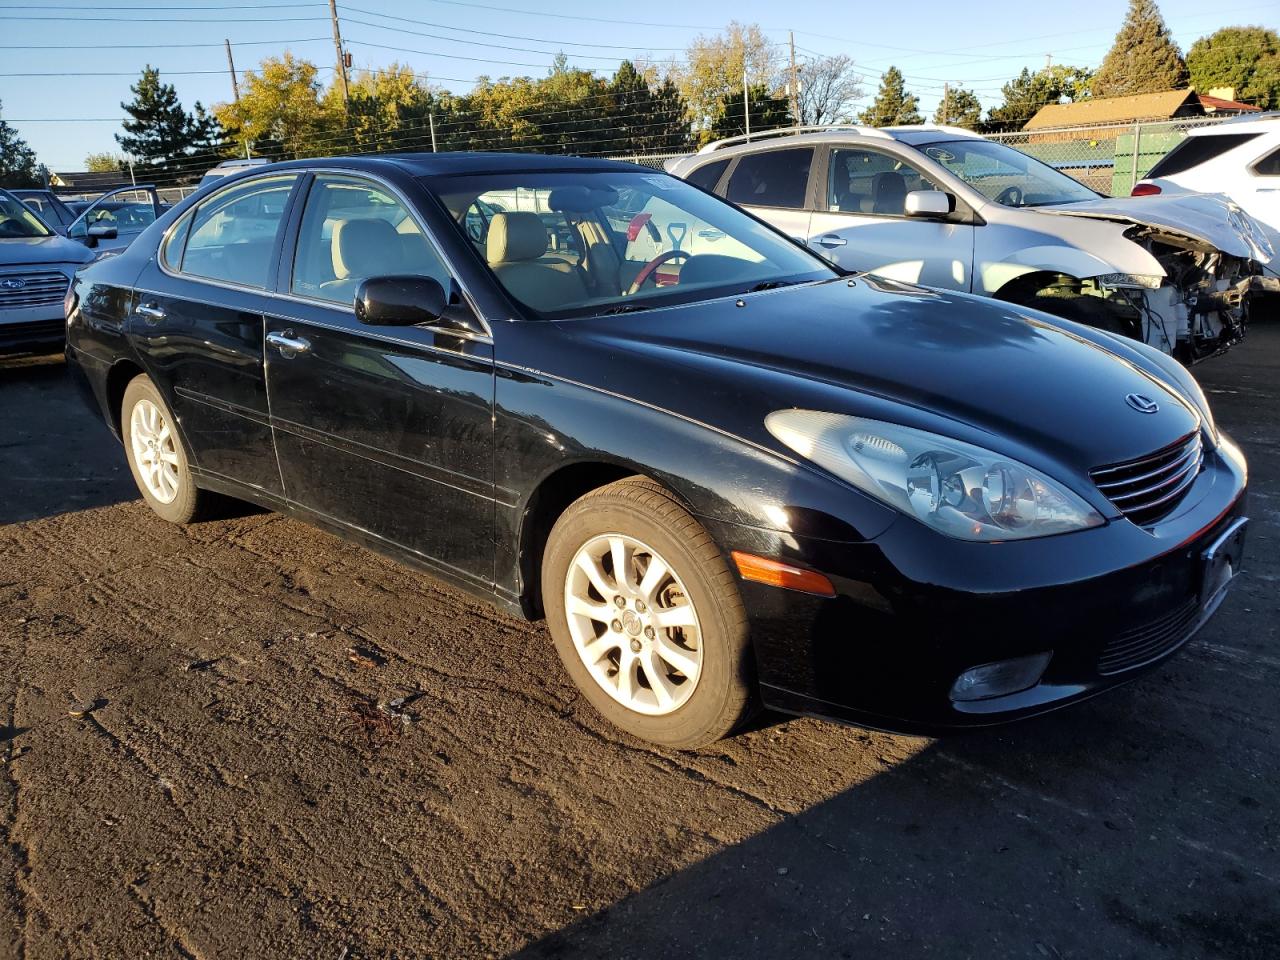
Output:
(10, 188), (79, 234)
(199, 157), (272, 187)
(0, 188), (94, 353)
(66, 153), (1247, 747)
(65, 185), (164, 255)
(667, 125), (1274, 363)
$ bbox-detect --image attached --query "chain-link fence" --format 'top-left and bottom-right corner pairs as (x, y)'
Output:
(985, 116), (1232, 196)
(605, 151), (689, 170)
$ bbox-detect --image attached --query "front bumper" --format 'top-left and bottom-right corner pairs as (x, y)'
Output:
(0, 309), (65, 354)
(704, 433), (1248, 733)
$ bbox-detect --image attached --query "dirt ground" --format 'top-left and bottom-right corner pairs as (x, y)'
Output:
(1, 327), (1278, 960)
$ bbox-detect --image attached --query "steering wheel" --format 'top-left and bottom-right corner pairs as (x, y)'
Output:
(995, 185), (1024, 206)
(627, 249), (690, 295)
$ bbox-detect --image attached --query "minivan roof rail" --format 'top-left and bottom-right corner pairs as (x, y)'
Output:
(697, 125), (894, 154)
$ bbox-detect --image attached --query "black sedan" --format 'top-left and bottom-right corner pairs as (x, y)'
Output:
(65, 153), (1248, 747)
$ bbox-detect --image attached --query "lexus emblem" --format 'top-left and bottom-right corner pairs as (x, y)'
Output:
(0, 278), (26, 290)
(1125, 393), (1160, 414)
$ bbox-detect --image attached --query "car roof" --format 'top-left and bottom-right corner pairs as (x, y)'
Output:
(681, 124), (984, 165)
(264, 151), (650, 178)
(1186, 112), (1280, 135)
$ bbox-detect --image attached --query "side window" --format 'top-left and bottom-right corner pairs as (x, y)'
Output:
(726, 148), (813, 209)
(292, 175), (451, 305)
(828, 148), (941, 217)
(179, 176), (297, 288)
(686, 158), (730, 193)
(1254, 147), (1280, 177)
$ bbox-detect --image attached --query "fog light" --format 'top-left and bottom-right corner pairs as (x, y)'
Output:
(950, 652), (1052, 702)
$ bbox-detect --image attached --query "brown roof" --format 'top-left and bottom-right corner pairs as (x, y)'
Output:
(1196, 94), (1261, 113)
(1024, 89), (1198, 130)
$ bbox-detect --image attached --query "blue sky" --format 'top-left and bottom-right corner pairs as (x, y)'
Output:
(2, 0), (1277, 171)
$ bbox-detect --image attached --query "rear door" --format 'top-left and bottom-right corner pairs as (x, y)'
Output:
(721, 146), (815, 244)
(807, 145), (975, 290)
(130, 173), (301, 496)
(264, 172), (496, 584)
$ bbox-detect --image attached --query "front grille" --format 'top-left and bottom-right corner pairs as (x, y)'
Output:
(0, 271), (70, 309)
(1090, 431), (1204, 526)
(1098, 597), (1200, 675)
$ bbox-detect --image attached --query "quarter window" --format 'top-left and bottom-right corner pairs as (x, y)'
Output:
(1254, 147), (1280, 177)
(686, 158), (730, 192)
(828, 148), (941, 216)
(179, 176), (298, 288)
(726, 148), (814, 209)
(291, 175), (451, 305)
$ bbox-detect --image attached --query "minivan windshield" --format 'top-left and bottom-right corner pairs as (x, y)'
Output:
(920, 139), (1100, 207)
(0, 190), (53, 238)
(429, 170), (835, 319)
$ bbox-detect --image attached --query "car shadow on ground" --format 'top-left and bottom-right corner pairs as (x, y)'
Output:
(0, 352), (139, 524)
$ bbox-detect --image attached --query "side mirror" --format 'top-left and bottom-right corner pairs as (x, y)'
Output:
(88, 223), (118, 241)
(904, 190), (952, 218)
(356, 275), (447, 326)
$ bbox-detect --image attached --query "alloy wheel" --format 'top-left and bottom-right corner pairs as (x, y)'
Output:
(129, 398), (181, 504)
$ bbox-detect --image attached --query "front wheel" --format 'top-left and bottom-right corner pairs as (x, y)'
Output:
(121, 374), (204, 524)
(542, 478), (757, 748)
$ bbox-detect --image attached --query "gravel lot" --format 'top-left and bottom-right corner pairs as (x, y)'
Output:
(1, 327), (1278, 960)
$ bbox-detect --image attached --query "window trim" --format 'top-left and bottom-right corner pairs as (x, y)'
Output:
(1248, 144), (1280, 178)
(721, 145), (819, 212)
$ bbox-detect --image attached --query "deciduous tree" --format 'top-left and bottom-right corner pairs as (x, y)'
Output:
(84, 152), (125, 173)
(1187, 26), (1280, 110)
(214, 54), (329, 159)
(986, 65), (1092, 129)
(676, 22), (778, 131)
(0, 103), (42, 187)
(796, 54), (862, 125)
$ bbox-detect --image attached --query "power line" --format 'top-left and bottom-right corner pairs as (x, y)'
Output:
(0, 37), (331, 49)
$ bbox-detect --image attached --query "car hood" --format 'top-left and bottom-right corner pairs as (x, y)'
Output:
(1041, 194), (1274, 263)
(556, 278), (1201, 491)
(0, 234), (94, 268)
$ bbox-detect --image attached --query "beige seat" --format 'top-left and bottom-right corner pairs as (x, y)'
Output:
(486, 212), (589, 312)
(319, 218), (406, 303)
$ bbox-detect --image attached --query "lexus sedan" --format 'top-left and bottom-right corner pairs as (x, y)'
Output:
(66, 153), (1248, 747)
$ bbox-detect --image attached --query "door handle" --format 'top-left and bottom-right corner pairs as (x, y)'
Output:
(134, 302), (166, 322)
(816, 235), (847, 248)
(266, 330), (311, 357)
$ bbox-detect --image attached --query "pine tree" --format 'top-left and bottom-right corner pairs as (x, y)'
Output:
(1092, 0), (1189, 98)
(858, 67), (922, 127)
(607, 61), (690, 152)
(0, 101), (43, 188)
(934, 87), (983, 129)
(116, 66), (208, 172)
(709, 84), (792, 140)
(986, 65), (1093, 129)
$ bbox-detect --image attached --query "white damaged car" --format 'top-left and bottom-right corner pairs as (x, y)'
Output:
(667, 125), (1275, 362)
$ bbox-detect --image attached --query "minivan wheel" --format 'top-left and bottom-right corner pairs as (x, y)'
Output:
(121, 375), (203, 524)
(542, 478), (757, 748)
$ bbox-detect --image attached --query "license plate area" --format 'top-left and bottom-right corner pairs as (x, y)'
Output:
(1201, 517), (1248, 607)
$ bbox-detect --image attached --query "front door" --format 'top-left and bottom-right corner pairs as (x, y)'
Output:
(130, 173), (301, 496)
(67, 186), (163, 254)
(265, 173), (496, 584)
(807, 146), (975, 291)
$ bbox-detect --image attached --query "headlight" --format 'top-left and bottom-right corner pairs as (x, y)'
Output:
(766, 411), (1105, 542)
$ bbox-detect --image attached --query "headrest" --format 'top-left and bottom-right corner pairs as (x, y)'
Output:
(487, 212), (548, 263)
(873, 171), (906, 193)
(332, 218), (402, 279)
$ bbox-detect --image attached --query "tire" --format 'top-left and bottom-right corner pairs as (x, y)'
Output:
(542, 477), (757, 749)
(121, 374), (203, 524)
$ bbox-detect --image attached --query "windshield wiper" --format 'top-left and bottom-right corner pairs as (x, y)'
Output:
(598, 303), (652, 315)
(745, 280), (798, 293)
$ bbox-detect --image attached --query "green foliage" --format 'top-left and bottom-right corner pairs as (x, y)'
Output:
(607, 61), (690, 153)
(986, 66), (1093, 129)
(1092, 0), (1188, 97)
(709, 84), (792, 140)
(214, 54), (331, 159)
(0, 102), (42, 187)
(858, 67), (922, 127)
(934, 87), (983, 129)
(674, 22), (778, 131)
(116, 66), (223, 174)
(1187, 26), (1280, 110)
(84, 152), (125, 173)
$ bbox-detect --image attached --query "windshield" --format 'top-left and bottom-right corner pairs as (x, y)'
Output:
(920, 139), (1100, 208)
(0, 190), (53, 238)
(429, 170), (834, 319)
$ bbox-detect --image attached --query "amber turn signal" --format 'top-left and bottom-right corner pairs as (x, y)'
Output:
(731, 551), (836, 597)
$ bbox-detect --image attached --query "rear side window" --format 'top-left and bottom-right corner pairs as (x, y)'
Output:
(726, 148), (814, 209)
(686, 158), (730, 192)
(1253, 147), (1280, 177)
(179, 175), (298, 289)
(1146, 133), (1262, 178)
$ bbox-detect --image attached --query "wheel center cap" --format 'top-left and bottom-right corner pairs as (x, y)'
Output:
(621, 609), (642, 636)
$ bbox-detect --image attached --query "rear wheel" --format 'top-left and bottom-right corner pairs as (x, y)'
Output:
(121, 375), (203, 524)
(542, 478), (757, 748)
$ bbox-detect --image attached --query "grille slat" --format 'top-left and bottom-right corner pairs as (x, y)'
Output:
(0, 271), (69, 309)
(1098, 597), (1200, 675)
(1090, 432), (1204, 526)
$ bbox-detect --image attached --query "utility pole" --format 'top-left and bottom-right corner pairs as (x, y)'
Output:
(1045, 53), (1053, 71)
(329, 0), (349, 108)
(224, 39), (240, 102)
(942, 82), (950, 124)
(743, 69), (750, 140)
(789, 31), (799, 128)
(429, 111), (438, 152)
